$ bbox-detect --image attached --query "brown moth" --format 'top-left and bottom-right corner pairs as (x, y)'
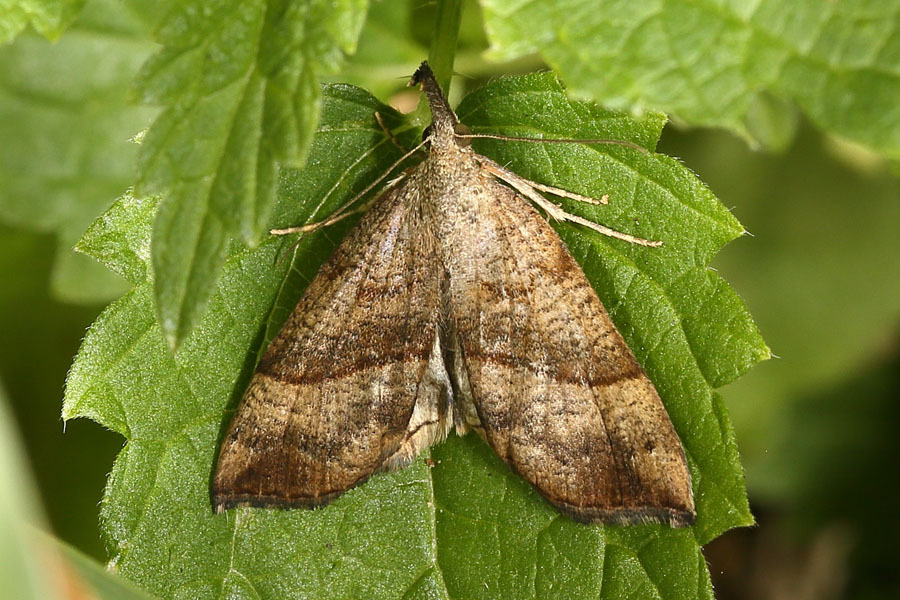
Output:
(213, 62), (695, 526)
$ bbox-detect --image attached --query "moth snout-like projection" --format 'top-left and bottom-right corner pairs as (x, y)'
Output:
(213, 62), (695, 527)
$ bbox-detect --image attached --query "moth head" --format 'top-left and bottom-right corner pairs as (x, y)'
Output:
(409, 61), (435, 87)
(410, 60), (462, 149)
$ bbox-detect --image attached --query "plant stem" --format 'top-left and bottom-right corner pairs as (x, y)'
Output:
(427, 0), (462, 95)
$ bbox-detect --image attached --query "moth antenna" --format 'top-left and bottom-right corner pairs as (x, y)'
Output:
(275, 235), (303, 267)
(457, 132), (650, 154)
(374, 111), (408, 153)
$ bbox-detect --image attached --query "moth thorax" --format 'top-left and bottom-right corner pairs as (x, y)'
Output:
(425, 119), (459, 147)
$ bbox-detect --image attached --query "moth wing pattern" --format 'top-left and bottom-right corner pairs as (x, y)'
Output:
(440, 176), (695, 526)
(213, 60), (696, 527)
(213, 181), (452, 510)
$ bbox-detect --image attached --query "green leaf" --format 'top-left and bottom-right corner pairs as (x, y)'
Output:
(480, 0), (900, 159)
(138, 0), (367, 350)
(0, 0), (158, 303)
(65, 77), (764, 598)
(76, 190), (159, 286)
(0, 0), (85, 44)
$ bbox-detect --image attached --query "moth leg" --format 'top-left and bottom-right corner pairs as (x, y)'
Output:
(476, 155), (608, 206)
(271, 136), (428, 238)
(477, 155), (663, 247)
(269, 188), (393, 267)
(270, 192), (383, 237)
